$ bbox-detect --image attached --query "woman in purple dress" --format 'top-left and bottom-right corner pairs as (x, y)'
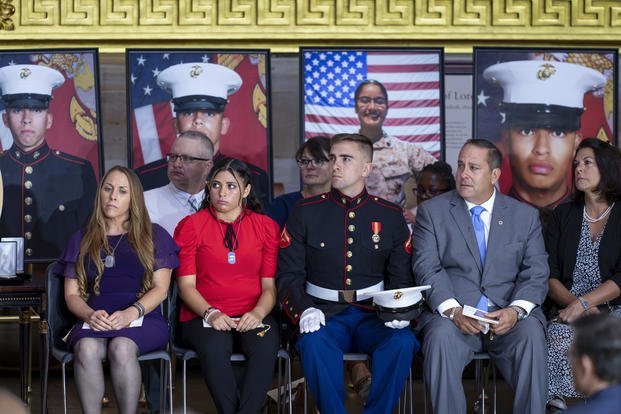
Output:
(55, 166), (178, 414)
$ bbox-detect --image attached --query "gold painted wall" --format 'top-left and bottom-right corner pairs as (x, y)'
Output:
(1, 1), (620, 52)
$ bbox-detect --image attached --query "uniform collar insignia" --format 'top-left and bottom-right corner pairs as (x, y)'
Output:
(331, 188), (369, 208)
(10, 142), (50, 164)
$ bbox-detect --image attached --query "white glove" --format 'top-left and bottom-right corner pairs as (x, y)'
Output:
(299, 307), (325, 333)
(384, 320), (410, 329)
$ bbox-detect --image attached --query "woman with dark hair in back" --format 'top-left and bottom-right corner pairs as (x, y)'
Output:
(267, 136), (332, 228)
(174, 158), (280, 414)
(545, 138), (621, 411)
(55, 166), (178, 414)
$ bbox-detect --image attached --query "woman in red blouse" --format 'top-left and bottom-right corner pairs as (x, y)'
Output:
(174, 158), (280, 414)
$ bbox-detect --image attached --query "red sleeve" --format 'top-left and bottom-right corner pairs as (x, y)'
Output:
(259, 215), (280, 279)
(173, 214), (198, 277)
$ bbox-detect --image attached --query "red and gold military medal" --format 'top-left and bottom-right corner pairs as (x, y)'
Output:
(371, 221), (381, 243)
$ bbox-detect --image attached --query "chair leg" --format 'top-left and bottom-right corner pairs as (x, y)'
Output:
(277, 356), (283, 414)
(276, 352), (293, 414)
(167, 359), (173, 414)
(408, 368), (413, 414)
(286, 357), (293, 414)
(492, 361), (497, 414)
(61, 362), (68, 414)
(182, 360), (188, 414)
(159, 360), (166, 414)
(42, 347), (49, 414)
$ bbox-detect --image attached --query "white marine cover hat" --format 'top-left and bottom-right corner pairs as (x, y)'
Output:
(483, 60), (606, 131)
(0, 64), (65, 109)
(156, 62), (242, 113)
(370, 285), (430, 321)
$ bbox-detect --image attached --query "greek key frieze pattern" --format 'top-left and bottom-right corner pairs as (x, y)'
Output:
(5, 1), (621, 42)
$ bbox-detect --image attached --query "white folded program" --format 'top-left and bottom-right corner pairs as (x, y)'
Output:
(366, 285), (431, 321)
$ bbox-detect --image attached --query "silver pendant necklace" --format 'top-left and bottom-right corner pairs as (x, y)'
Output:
(104, 233), (125, 268)
(215, 213), (243, 265)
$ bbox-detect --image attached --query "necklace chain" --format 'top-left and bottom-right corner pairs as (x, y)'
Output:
(215, 214), (243, 252)
(103, 233), (125, 268)
(584, 202), (615, 223)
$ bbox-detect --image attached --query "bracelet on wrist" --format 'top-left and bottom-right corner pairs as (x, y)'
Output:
(578, 297), (590, 311)
(203, 307), (220, 322)
(131, 301), (145, 318)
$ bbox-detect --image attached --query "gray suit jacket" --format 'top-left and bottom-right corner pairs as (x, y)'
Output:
(412, 190), (549, 328)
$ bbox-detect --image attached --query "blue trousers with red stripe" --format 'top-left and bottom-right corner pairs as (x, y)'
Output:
(296, 306), (418, 414)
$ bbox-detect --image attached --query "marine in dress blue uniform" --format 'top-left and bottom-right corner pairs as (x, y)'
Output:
(277, 134), (418, 414)
(0, 64), (96, 261)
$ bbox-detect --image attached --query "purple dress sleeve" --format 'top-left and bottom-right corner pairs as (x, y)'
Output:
(53, 230), (84, 279)
(153, 223), (180, 271)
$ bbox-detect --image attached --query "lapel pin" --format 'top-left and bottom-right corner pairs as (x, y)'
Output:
(498, 220), (503, 225)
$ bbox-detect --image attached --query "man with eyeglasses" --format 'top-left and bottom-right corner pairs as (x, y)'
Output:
(135, 62), (270, 207)
(354, 79), (437, 224)
(144, 130), (214, 236)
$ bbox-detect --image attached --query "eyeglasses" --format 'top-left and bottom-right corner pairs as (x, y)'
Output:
(166, 153), (211, 163)
(296, 158), (329, 168)
(357, 96), (387, 106)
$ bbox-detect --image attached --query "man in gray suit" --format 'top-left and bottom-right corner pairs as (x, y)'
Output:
(412, 139), (549, 414)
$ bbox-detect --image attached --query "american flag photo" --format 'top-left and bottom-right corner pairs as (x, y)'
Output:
(302, 49), (443, 157)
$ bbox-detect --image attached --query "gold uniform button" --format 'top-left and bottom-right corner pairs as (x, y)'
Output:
(347, 237), (354, 244)
(294, 314), (299, 319)
(345, 278), (352, 285)
(348, 212), (356, 219)
(347, 251), (353, 258)
(348, 225), (355, 232)
(25, 232), (32, 240)
(341, 198), (346, 204)
(24, 215), (32, 223)
(59, 204), (65, 211)
(25, 197), (32, 205)
(24, 181), (32, 189)
(346, 265), (353, 272)
(25, 166), (33, 174)
(25, 248), (32, 256)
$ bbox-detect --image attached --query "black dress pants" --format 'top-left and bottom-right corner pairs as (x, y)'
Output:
(181, 315), (279, 414)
